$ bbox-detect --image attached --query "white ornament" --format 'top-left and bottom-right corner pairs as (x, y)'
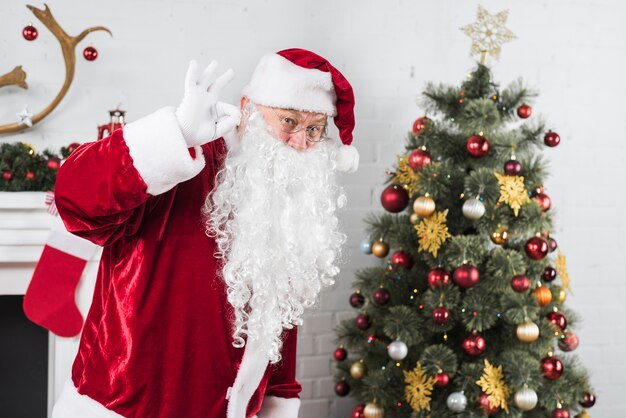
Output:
(462, 198), (485, 220)
(387, 341), (408, 361)
(17, 105), (33, 127)
(516, 321), (540, 343)
(514, 387), (538, 411)
(446, 391), (467, 412)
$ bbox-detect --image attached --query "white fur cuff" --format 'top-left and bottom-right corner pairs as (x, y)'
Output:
(123, 107), (205, 195)
(333, 144), (359, 173)
(257, 396), (301, 418)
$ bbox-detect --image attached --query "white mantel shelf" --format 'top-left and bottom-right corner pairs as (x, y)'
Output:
(0, 192), (51, 295)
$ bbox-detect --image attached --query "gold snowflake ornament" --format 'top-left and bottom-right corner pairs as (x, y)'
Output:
(555, 250), (572, 293)
(415, 210), (452, 257)
(393, 155), (420, 196)
(461, 6), (516, 64)
(404, 362), (437, 411)
(476, 359), (511, 412)
(495, 172), (530, 217)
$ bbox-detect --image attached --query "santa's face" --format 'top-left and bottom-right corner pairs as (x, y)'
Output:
(205, 104), (346, 363)
(239, 96), (329, 151)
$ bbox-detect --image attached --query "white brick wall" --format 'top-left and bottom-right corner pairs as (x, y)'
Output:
(2, 0), (625, 416)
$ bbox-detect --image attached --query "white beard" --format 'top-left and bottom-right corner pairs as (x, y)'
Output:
(204, 107), (346, 363)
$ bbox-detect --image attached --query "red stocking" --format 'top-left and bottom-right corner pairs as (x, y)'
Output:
(24, 217), (98, 337)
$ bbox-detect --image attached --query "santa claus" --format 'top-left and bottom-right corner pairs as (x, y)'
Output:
(51, 48), (358, 418)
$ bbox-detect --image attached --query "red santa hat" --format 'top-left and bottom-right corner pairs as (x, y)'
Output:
(243, 48), (359, 172)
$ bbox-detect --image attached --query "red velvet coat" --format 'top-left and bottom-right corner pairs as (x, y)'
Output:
(54, 109), (301, 418)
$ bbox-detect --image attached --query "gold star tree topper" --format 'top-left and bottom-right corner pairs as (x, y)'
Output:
(404, 362), (437, 411)
(476, 359), (511, 412)
(461, 6), (516, 64)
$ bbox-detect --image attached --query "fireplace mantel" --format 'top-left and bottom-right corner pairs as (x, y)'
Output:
(0, 191), (100, 417)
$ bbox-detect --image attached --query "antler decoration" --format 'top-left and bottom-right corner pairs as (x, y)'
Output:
(0, 4), (112, 135)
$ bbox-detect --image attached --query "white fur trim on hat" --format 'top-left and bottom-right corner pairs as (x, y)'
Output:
(52, 380), (124, 418)
(243, 53), (337, 116)
(333, 144), (359, 172)
(257, 396), (301, 418)
(123, 107), (205, 196)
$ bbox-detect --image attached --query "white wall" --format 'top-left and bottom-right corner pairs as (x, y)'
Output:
(2, 0), (625, 417)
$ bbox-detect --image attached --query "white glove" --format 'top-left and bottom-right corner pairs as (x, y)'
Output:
(175, 60), (241, 147)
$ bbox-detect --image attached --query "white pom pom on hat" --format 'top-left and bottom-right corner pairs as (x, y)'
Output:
(243, 48), (359, 172)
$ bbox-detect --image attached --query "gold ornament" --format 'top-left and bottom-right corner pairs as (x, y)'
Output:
(409, 213), (420, 225)
(534, 285), (552, 307)
(460, 5), (516, 64)
(494, 173), (530, 217)
(555, 287), (567, 304)
(413, 196), (436, 218)
(363, 402), (385, 418)
(476, 359), (511, 412)
(371, 241), (390, 258)
(490, 227), (509, 245)
(393, 156), (419, 196)
(576, 410), (590, 418)
(555, 250), (572, 293)
(350, 360), (367, 379)
(415, 210), (452, 257)
(516, 321), (540, 343)
(404, 362), (437, 412)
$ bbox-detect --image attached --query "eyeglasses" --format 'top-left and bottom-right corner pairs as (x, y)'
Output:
(270, 108), (329, 143)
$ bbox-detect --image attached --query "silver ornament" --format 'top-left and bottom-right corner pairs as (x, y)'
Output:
(387, 341), (408, 361)
(462, 198), (485, 220)
(514, 387), (538, 411)
(446, 391), (467, 412)
(360, 239), (373, 254)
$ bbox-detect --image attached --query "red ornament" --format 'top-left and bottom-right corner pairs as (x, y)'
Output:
(552, 408), (570, 418)
(47, 157), (61, 170)
(542, 267), (557, 282)
(580, 392), (596, 408)
(504, 159), (521, 175)
(2, 171), (12, 181)
(381, 184), (409, 213)
(435, 372), (449, 388)
(453, 264), (480, 289)
(25, 171), (35, 180)
(334, 381), (350, 397)
(334, 347), (347, 361)
(407, 149), (433, 171)
(511, 274), (530, 292)
(67, 142), (81, 153)
(432, 306), (450, 325)
(541, 356), (564, 380)
(479, 392), (500, 415)
(22, 24), (38, 41)
(533, 191), (552, 211)
(544, 131), (561, 147)
(466, 135), (489, 158)
(547, 311), (567, 330)
(525, 237), (549, 260)
(391, 250), (413, 269)
(427, 268), (450, 289)
(355, 313), (371, 330)
(412, 116), (431, 134)
(83, 46), (99, 61)
(558, 330), (579, 352)
(349, 292), (364, 308)
(351, 405), (365, 418)
(462, 334), (486, 357)
(549, 237), (558, 252)
(517, 104), (532, 119)
(373, 288), (390, 306)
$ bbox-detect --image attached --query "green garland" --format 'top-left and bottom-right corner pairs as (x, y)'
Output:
(0, 142), (78, 191)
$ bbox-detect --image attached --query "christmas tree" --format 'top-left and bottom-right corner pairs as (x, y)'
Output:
(334, 8), (595, 418)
